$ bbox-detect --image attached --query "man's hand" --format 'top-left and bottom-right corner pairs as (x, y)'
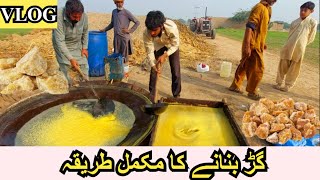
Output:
(70, 59), (79, 69)
(264, 44), (267, 50)
(157, 52), (168, 65)
(152, 62), (162, 74)
(152, 65), (159, 73)
(243, 45), (251, 59)
(122, 28), (130, 34)
(81, 49), (88, 59)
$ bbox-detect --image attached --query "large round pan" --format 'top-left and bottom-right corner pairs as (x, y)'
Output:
(0, 81), (156, 146)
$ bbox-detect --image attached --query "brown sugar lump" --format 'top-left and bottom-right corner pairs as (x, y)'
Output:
(282, 98), (295, 109)
(252, 103), (269, 116)
(275, 113), (291, 124)
(304, 109), (316, 120)
(255, 123), (270, 139)
(302, 123), (316, 139)
(290, 127), (303, 141)
(46, 58), (60, 76)
(1, 75), (35, 94)
(0, 58), (18, 70)
(16, 47), (47, 76)
(285, 120), (295, 128)
(294, 102), (308, 111)
(260, 113), (276, 124)
(36, 71), (69, 94)
(242, 122), (257, 138)
(290, 111), (305, 123)
(0, 68), (23, 85)
(266, 132), (279, 144)
(307, 104), (314, 110)
(272, 111), (289, 117)
(310, 118), (320, 130)
(275, 98), (294, 110)
(250, 116), (262, 126)
(259, 98), (275, 111)
(296, 118), (310, 130)
(278, 129), (292, 145)
(270, 123), (286, 133)
(242, 111), (254, 123)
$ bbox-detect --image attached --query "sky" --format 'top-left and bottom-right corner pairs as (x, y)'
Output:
(58, 0), (320, 23)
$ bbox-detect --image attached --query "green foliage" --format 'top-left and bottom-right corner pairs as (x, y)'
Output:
(283, 22), (290, 30)
(229, 9), (250, 23)
(178, 19), (187, 25)
(0, 29), (32, 40)
(272, 21), (290, 29)
(217, 28), (319, 64)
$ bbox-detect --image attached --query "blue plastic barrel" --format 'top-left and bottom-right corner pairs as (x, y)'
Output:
(88, 31), (108, 77)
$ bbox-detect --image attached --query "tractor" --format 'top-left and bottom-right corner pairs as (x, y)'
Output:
(189, 7), (216, 39)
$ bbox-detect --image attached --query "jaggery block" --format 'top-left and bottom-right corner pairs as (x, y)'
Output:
(278, 129), (292, 145)
(266, 132), (279, 144)
(242, 111), (254, 123)
(1, 75), (35, 94)
(250, 116), (262, 126)
(302, 123), (316, 139)
(290, 111), (305, 123)
(276, 113), (291, 124)
(294, 102), (308, 111)
(259, 98), (275, 111)
(290, 126), (303, 141)
(260, 113), (276, 124)
(242, 122), (257, 138)
(16, 47), (47, 76)
(253, 103), (269, 116)
(296, 118), (310, 130)
(270, 123), (286, 133)
(0, 58), (18, 70)
(0, 68), (23, 85)
(272, 111), (289, 117)
(36, 71), (69, 94)
(304, 109), (316, 120)
(310, 118), (320, 130)
(255, 123), (270, 139)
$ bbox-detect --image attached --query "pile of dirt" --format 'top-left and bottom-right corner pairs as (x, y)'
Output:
(0, 29), (54, 61)
(0, 13), (214, 68)
(173, 20), (214, 66)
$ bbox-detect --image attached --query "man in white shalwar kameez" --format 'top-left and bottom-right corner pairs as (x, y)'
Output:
(275, 1), (317, 92)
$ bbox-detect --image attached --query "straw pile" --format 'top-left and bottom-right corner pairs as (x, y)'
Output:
(0, 13), (214, 67)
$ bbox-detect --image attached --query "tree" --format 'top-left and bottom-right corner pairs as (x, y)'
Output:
(318, 24), (320, 32)
(178, 19), (187, 25)
(229, 9), (250, 23)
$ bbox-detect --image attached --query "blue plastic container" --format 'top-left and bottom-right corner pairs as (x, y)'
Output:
(88, 31), (108, 77)
(306, 134), (320, 146)
(105, 53), (124, 81)
(275, 138), (307, 146)
(275, 134), (319, 146)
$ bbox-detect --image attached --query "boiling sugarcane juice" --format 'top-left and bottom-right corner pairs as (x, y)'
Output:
(15, 100), (135, 146)
(152, 105), (239, 146)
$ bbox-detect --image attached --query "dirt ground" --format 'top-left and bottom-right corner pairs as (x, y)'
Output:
(126, 35), (319, 145)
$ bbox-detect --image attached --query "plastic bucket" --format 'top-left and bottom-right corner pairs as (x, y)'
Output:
(220, 61), (232, 78)
(88, 31), (108, 77)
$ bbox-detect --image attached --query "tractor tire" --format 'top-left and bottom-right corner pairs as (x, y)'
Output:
(210, 30), (216, 39)
(206, 33), (210, 37)
(211, 29), (216, 39)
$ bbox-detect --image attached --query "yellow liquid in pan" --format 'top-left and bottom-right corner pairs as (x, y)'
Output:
(15, 101), (135, 146)
(152, 105), (239, 146)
